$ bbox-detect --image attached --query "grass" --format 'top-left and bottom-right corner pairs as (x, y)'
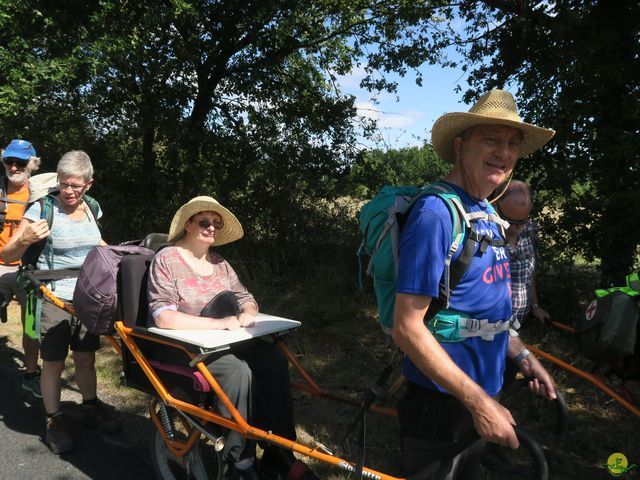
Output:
(2, 263), (639, 479)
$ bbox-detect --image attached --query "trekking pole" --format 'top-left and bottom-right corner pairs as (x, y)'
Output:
(340, 350), (402, 478)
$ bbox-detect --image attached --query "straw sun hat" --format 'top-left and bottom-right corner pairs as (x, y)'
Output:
(431, 89), (555, 164)
(168, 196), (244, 246)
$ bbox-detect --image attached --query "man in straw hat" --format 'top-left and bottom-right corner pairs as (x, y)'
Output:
(391, 90), (557, 478)
(0, 139), (42, 398)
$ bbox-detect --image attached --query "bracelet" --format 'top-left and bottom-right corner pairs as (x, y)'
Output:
(531, 303), (539, 310)
(515, 348), (531, 365)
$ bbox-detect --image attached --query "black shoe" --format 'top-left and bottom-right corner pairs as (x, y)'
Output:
(45, 411), (74, 454)
(82, 399), (121, 434)
(22, 370), (42, 399)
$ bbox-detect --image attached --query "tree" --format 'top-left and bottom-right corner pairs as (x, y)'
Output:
(344, 144), (450, 198)
(0, 0), (456, 249)
(449, 0), (640, 284)
(0, 0), (635, 281)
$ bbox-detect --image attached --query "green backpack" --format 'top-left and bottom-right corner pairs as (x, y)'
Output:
(357, 181), (506, 334)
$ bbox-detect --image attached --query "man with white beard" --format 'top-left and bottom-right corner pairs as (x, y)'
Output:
(0, 139), (42, 397)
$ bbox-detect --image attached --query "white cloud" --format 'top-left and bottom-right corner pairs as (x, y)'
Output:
(355, 102), (424, 129)
(334, 66), (369, 90)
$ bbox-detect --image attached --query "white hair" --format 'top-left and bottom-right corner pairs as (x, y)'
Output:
(57, 150), (93, 182)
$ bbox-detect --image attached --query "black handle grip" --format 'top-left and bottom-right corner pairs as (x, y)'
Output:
(407, 426), (549, 480)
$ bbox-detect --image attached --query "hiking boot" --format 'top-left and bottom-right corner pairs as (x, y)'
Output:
(82, 399), (121, 435)
(45, 411), (74, 454)
(21, 370), (42, 399)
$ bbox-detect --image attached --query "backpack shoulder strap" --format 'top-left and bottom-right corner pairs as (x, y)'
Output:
(41, 195), (55, 227)
(21, 196), (55, 270)
(0, 176), (6, 233)
(82, 194), (100, 223)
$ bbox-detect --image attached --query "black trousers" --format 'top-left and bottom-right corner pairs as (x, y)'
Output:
(398, 381), (486, 480)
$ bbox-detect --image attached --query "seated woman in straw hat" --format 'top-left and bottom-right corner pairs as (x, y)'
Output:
(147, 196), (313, 480)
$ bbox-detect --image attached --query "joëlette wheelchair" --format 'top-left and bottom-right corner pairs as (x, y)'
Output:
(23, 233), (563, 480)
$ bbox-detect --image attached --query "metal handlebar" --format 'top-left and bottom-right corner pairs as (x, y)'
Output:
(501, 377), (569, 437)
(408, 426), (548, 480)
(21, 268), (77, 316)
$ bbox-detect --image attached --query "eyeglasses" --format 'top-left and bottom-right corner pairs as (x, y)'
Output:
(3, 158), (28, 167)
(58, 180), (88, 192)
(496, 204), (528, 225)
(197, 219), (224, 230)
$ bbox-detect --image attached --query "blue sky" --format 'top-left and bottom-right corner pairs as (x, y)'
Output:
(338, 60), (471, 150)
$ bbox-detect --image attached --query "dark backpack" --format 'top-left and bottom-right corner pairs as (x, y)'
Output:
(577, 277), (640, 364)
(73, 244), (155, 335)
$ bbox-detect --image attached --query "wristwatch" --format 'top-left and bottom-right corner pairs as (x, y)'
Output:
(515, 348), (531, 365)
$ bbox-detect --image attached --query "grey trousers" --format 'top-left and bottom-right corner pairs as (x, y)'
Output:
(209, 338), (296, 462)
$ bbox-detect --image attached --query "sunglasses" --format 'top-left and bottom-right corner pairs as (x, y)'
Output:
(197, 219), (224, 230)
(496, 204), (528, 225)
(3, 157), (28, 167)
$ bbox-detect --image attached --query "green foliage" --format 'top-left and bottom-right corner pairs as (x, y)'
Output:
(343, 144), (451, 198)
(0, 0), (454, 250)
(0, 0), (635, 292)
(450, 0), (640, 283)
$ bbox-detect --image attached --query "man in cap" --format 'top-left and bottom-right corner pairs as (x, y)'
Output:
(392, 90), (557, 478)
(0, 139), (42, 397)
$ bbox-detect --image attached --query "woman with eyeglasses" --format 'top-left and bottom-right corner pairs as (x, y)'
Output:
(147, 196), (315, 479)
(2, 150), (120, 455)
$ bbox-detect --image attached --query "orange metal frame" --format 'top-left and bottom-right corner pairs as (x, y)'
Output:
(523, 320), (640, 418)
(36, 279), (637, 476)
(114, 321), (404, 480)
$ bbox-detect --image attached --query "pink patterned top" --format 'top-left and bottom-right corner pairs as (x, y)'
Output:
(147, 246), (257, 327)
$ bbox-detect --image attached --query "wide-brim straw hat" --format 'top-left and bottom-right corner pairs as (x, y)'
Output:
(431, 89), (555, 164)
(28, 172), (58, 203)
(168, 196), (244, 246)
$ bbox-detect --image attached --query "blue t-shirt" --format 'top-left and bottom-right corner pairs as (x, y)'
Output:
(396, 182), (511, 396)
(24, 196), (103, 300)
